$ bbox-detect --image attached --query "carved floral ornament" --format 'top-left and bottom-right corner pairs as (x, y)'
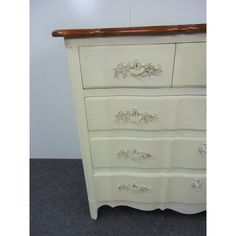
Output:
(115, 108), (158, 125)
(198, 144), (206, 158)
(116, 148), (155, 161)
(191, 179), (203, 189)
(113, 59), (162, 79)
(118, 183), (151, 194)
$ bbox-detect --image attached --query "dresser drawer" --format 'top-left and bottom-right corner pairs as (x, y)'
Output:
(79, 44), (175, 88)
(85, 96), (206, 131)
(95, 171), (206, 204)
(173, 43), (206, 87)
(90, 137), (206, 169)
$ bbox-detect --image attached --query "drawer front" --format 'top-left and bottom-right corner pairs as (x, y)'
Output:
(95, 172), (206, 204)
(90, 137), (206, 169)
(79, 44), (175, 88)
(85, 96), (206, 131)
(173, 42), (206, 87)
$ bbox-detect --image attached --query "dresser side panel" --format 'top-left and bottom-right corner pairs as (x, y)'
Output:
(64, 40), (98, 219)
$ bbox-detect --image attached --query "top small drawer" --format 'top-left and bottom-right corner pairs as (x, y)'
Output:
(79, 44), (175, 88)
(173, 42), (206, 87)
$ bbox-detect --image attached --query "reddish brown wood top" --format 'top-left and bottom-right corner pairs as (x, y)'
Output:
(52, 24), (206, 38)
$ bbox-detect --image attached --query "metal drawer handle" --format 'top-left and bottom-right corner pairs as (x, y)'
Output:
(115, 108), (158, 125)
(113, 59), (162, 79)
(118, 183), (151, 194)
(116, 148), (155, 161)
(198, 144), (206, 158)
(191, 179), (203, 189)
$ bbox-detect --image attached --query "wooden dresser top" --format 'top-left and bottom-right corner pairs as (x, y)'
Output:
(52, 24), (206, 38)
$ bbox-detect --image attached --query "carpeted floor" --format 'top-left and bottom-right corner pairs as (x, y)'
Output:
(30, 159), (206, 236)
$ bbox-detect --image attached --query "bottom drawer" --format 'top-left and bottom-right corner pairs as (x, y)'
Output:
(94, 171), (206, 204)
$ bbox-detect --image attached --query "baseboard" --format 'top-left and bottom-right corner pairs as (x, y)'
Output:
(30, 156), (82, 159)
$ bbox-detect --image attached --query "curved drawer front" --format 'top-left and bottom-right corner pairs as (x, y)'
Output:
(85, 96), (206, 131)
(173, 42), (206, 87)
(90, 137), (206, 169)
(94, 171), (206, 204)
(79, 44), (175, 88)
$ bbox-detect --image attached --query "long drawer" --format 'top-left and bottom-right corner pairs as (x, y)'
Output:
(94, 171), (206, 204)
(79, 44), (175, 88)
(90, 137), (206, 169)
(85, 96), (206, 131)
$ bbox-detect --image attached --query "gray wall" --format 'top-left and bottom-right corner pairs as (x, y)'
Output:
(30, 0), (206, 158)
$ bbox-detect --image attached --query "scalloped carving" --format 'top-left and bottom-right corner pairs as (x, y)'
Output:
(97, 201), (206, 214)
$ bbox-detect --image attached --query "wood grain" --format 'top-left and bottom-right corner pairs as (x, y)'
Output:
(52, 24), (206, 38)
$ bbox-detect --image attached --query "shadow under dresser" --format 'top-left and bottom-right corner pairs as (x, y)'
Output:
(52, 24), (206, 219)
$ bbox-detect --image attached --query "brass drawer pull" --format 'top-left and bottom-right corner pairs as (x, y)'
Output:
(191, 179), (203, 189)
(118, 183), (151, 194)
(198, 144), (206, 158)
(116, 148), (155, 161)
(113, 59), (162, 79)
(115, 108), (158, 125)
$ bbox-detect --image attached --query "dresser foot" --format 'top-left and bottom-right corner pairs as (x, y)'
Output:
(90, 208), (98, 220)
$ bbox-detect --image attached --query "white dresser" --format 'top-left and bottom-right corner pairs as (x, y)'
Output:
(52, 24), (206, 219)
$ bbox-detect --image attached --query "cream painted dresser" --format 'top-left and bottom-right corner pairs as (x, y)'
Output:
(52, 24), (206, 219)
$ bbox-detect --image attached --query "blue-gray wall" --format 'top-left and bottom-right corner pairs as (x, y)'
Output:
(30, 0), (206, 158)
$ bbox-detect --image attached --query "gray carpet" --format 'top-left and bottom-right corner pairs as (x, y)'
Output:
(30, 159), (206, 236)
